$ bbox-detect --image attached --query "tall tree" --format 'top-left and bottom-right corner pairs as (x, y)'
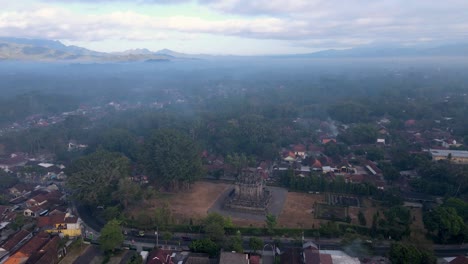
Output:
(203, 213), (232, 242)
(66, 150), (131, 207)
(424, 207), (465, 243)
(266, 214), (277, 234)
(249, 237), (264, 253)
(99, 219), (124, 253)
(142, 129), (203, 191)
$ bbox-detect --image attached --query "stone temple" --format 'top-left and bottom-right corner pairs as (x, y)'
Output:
(224, 168), (271, 213)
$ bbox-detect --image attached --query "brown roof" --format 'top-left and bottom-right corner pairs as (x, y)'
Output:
(26, 205), (46, 214)
(29, 194), (48, 204)
(249, 255), (260, 264)
(1, 230), (31, 251)
(147, 249), (173, 264)
(13, 232), (50, 257)
(219, 252), (248, 264)
(38, 213), (78, 228)
(293, 144), (306, 152)
(9, 184), (34, 193)
(450, 256), (468, 264)
(320, 254), (333, 264)
(25, 236), (59, 264)
(303, 247), (320, 264)
(0, 205), (10, 215)
(185, 255), (210, 264)
(280, 248), (301, 264)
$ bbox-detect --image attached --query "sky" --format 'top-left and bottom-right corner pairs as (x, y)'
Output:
(0, 0), (467, 55)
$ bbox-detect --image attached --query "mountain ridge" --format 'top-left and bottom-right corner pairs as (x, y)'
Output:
(0, 37), (467, 62)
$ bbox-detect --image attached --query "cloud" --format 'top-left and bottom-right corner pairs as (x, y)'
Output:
(1, 0), (467, 49)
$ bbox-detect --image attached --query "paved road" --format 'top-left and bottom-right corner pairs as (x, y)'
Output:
(75, 202), (468, 258)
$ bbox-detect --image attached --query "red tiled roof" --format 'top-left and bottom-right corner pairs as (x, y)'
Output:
(322, 139), (336, 144)
(293, 144), (306, 152)
(249, 255), (260, 264)
(350, 174), (365, 182)
(311, 159), (322, 168)
(14, 232), (50, 256)
(1, 230), (31, 251)
(29, 194), (48, 204)
(405, 119), (416, 126)
(450, 256), (468, 264)
(147, 249), (173, 264)
(0, 205), (10, 215)
(38, 213), (77, 227)
(303, 247), (320, 264)
(25, 236), (59, 264)
(319, 254), (333, 264)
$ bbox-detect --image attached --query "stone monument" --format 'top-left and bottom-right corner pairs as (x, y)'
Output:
(224, 168), (271, 213)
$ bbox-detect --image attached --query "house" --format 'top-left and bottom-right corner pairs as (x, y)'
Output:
(376, 138), (386, 145)
(8, 184), (34, 199)
(429, 149), (468, 164)
(26, 194), (48, 208)
(0, 230), (32, 262)
(147, 249), (174, 264)
(249, 255), (260, 264)
(0, 153), (28, 170)
(445, 255), (468, 264)
(37, 213), (82, 237)
(345, 174), (365, 184)
(293, 144), (307, 158)
(219, 252), (249, 264)
(303, 242), (360, 264)
(24, 206), (47, 218)
(280, 248), (302, 264)
(303, 242), (321, 264)
(4, 232), (51, 264)
(24, 235), (60, 264)
(322, 139), (336, 145)
(184, 253), (210, 264)
(0, 205), (11, 219)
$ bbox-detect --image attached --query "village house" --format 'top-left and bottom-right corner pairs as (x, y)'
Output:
(146, 248), (174, 264)
(24, 205), (48, 218)
(26, 194), (48, 208)
(429, 149), (468, 164)
(293, 144), (307, 158)
(0, 230), (32, 262)
(4, 232), (59, 264)
(7, 184), (34, 199)
(37, 213), (82, 237)
(219, 252), (249, 264)
(0, 153), (28, 171)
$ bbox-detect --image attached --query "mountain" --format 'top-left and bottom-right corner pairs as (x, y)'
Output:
(287, 43), (468, 58)
(112, 48), (155, 55)
(0, 37), (467, 62)
(0, 38), (188, 62)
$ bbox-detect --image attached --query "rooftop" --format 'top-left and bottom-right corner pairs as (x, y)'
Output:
(219, 252), (249, 264)
(429, 149), (468, 158)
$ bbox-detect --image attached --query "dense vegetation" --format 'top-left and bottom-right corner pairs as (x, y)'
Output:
(0, 59), (468, 262)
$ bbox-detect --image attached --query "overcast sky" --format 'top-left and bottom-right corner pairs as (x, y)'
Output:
(0, 0), (467, 55)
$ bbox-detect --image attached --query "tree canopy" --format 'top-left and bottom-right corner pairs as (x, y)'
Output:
(142, 129), (203, 191)
(99, 219), (124, 252)
(66, 149), (131, 207)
